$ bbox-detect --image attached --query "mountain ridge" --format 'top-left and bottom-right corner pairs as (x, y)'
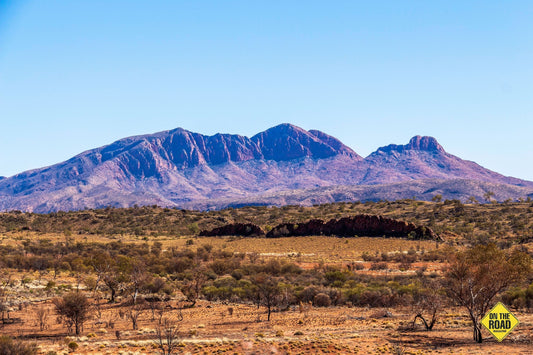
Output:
(0, 124), (531, 212)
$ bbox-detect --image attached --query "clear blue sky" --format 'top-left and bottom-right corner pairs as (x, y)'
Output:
(1, 1), (532, 180)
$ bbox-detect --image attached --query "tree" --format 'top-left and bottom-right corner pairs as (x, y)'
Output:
(127, 300), (146, 330)
(181, 266), (207, 308)
(35, 306), (49, 331)
(412, 280), (445, 331)
(467, 196), (479, 204)
(101, 256), (128, 303)
(0, 272), (13, 324)
(253, 274), (281, 321)
(53, 291), (91, 335)
(444, 244), (531, 343)
(155, 317), (182, 355)
(89, 252), (114, 296)
(431, 195), (442, 203)
(127, 260), (149, 305)
(483, 191), (495, 203)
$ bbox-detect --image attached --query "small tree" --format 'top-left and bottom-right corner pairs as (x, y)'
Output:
(155, 317), (182, 355)
(412, 280), (445, 331)
(127, 299), (146, 330)
(35, 306), (49, 331)
(0, 272), (13, 324)
(181, 267), (207, 308)
(483, 191), (495, 203)
(253, 274), (281, 321)
(444, 244), (531, 343)
(467, 196), (479, 204)
(431, 194), (442, 203)
(127, 260), (150, 305)
(53, 291), (91, 335)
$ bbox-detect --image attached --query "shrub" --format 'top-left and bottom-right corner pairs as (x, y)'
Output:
(299, 286), (319, 303)
(68, 341), (79, 351)
(370, 262), (388, 270)
(0, 336), (38, 355)
(353, 263), (365, 270)
(313, 293), (331, 307)
(324, 270), (348, 285)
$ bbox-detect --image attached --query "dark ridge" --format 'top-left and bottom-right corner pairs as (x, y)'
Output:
(266, 215), (440, 240)
(199, 223), (265, 237)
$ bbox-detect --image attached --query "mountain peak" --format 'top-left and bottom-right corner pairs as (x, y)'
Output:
(375, 135), (445, 154)
(406, 136), (444, 152)
(258, 123), (306, 135)
(252, 124), (361, 161)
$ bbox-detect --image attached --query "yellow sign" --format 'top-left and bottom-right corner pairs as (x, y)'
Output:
(481, 302), (519, 342)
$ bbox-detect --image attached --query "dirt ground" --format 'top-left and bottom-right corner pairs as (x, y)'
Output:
(2, 298), (532, 355)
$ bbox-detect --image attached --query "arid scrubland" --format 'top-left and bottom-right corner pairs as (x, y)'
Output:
(0, 200), (532, 354)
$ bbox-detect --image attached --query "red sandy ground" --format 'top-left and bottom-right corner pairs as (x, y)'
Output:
(2, 299), (532, 354)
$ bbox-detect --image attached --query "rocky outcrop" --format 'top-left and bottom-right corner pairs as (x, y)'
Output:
(266, 215), (440, 240)
(199, 223), (264, 237)
(375, 136), (444, 154)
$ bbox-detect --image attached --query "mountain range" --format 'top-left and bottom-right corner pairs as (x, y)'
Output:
(1, 123), (532, 213)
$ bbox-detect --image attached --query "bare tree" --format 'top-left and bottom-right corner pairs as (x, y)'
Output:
(127, 299), (146, 330)
(35, 306), (49, 331)
(89, 252), (114, 296)
(412, 280), (445, 331)
(444, 244), (531, 343)
(147, 298), (163, 322)
(181, 267), (207, 308)
(155, 316), (182, 355)
(128, 260), (149, 305)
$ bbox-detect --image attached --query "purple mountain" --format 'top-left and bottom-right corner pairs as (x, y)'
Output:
(0, 124), (531, 212)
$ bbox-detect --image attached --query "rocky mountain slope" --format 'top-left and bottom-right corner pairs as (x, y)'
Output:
(0, 124), (531, 212)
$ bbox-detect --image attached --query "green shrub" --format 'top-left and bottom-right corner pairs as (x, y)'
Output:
(68, 341), (79, 351)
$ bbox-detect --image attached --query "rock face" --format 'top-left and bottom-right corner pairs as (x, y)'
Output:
(199, 223), (264, 237)
(376, 136), (444, 154)
(266, 215), (440, 240)
(251, 125), (361, 161)
(0, 124), (531, 212)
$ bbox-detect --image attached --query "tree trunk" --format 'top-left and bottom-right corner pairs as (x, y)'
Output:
(413, 314), (433, 330)
(109, 288), (116, 303)
(267, 305), (271, 321)
(184, 299), (196, 308)
(473, 322), (483, 343)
